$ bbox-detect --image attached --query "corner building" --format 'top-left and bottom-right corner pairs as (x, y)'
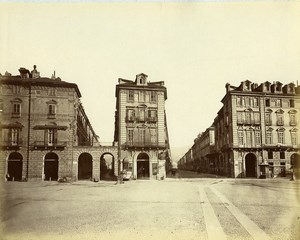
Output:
(114, 73), (171, 180)
(179, 80), (300, 179)
(0, 66), (99, 181)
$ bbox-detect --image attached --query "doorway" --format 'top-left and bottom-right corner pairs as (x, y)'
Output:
(44, 152), (58, 181)
(137, 153), (150, 179)
(7, 152), (23, 181)
(100, 153), (114, 180)
(245, 153), (257, 178)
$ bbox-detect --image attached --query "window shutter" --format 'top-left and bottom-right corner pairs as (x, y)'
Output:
(8, 128), (12, 142)
(54, 130), (58, 144)
(44, 130), (47, 144)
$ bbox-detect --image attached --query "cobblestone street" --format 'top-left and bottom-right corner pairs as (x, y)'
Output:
(1, 172), (299, 240)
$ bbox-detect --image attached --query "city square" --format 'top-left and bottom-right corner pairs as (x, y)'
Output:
(1, 171), (299, 240)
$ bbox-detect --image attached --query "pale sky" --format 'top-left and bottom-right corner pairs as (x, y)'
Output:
(1, 2), (300, 155)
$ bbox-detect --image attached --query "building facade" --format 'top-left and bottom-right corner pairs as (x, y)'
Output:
(179, 80), (300, 178)
(114, 73), (171, 180)
(0, 66), (101, 182)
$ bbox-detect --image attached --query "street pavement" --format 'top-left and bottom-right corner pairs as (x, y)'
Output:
(0, 170), (299, 240)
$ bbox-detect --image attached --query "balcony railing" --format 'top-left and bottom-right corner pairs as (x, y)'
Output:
(11, 112), (21, 118)
(32, 141), (67, 150)
(123, 141), (165, 149)
(126, 116), (158, 123)
(47, 113), (56, 119)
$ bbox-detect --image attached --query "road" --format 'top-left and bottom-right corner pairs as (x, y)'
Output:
(1, 170), (299, 240)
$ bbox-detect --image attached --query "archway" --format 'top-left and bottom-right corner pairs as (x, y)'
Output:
(291, 154), (300, 179)
(44, 152), (58, 181)
(245, 153), (257, 178)
(100, 153), (114, 180)
(78, 153), (93, 180)
(7, 152), (23, 181)
(137, 153), (150, 179)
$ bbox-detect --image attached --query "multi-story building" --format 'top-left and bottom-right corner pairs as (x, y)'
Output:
(191, 127), (216, 173)
(114, 73), (171, 180)
(0, 66), (99, 181)
(179, 80), (300, 178)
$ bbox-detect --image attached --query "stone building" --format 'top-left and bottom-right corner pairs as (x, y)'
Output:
(179, 80), (300, 178)
(0, 66), (101, 181)
(114, 73), (171, 180)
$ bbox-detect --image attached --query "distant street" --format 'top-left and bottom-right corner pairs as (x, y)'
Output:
(1, 170), (299, 240)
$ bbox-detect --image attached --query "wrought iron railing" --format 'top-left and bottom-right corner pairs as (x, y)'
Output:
(32, 141), (67, 147)
(123, 141), (165, 148)
(0, 140), (23, 146)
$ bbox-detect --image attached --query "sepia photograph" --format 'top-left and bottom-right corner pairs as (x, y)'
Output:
(0, 1), (300, 239)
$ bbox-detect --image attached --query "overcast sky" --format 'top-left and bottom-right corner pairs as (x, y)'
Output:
(1, 2), (300, 153)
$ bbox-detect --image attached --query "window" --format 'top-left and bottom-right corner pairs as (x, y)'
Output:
(265, 99), (270, 107)
(13, 85), (21, 94)
(291, 131), (298, 145)
(139, 91), (145, 102)
(266, 129), (273, 144)
(237, 112), (243, 124)
(254, 112), (260, 124)
(128, 90), (134, 102)
(139, 128), (145, 143)
(236, 96), (242, 107)
(127, 129), (133, 144)
(275, 99), (282, 107)
(126, 108), (135, 121)
(246, 130), (253, 146)
(48, 88), (56, 96)
(150, 91), (157, 102)
(148, 109), (157, 121)
(12, 103), (21, 117)
(48, 104), (56, 115)
(276, 112), (284, 126)
(138, 108), (145, 122)
(11, 128), (20, 145)
(290, 99), (295, 108)
(253, 97), (259, 107)
(245, 112), (251, 124)
(150, 129), (157, 143)
(255, 131), (261, 145)
(47, 129), (57, 146)
(289, 113), (297, 126)
(277, 130), (285, 144)
(265, 112), (272, 125)
(238, 130), (244, 145)
(13, 103), (21, 114)
(268, 151), (273, 159)
(280, 151), (285, 159)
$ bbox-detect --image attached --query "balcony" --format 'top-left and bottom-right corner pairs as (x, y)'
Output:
(11, 112), (21, 118)
(290, 121), (297, 126)
(126, 116), (135, 122)
(47, 113), (56, 119)
(0, 140), (23, 150)
(147, 117), (157, 123)
(32, 141), (67, 150)
(123, 141), (165, 149)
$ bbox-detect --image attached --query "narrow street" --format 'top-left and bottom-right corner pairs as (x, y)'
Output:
(1, 172), (299, 240)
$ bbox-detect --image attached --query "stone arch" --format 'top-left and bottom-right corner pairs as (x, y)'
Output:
(100, 152), (115, 180)
(44, 152), (59, 181)
(7, 152), (23, 181)
(245, 153), (257, 178)
(78, 152), (93, 180)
